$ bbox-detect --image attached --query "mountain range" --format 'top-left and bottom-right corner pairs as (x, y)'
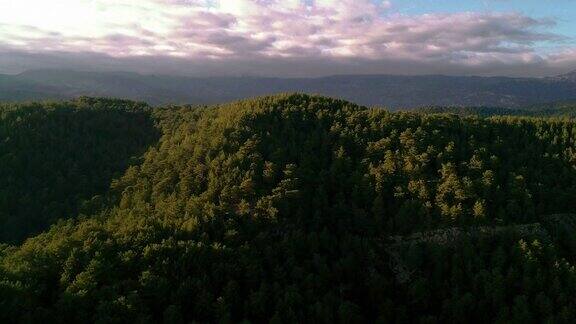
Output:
(1, 69), (576, 108)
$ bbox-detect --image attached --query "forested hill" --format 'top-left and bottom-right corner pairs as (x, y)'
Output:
(415, 101), (576, 117)
(2, 94), (576, 322)
(0, 97), (159, 243)
(3, 69), (576, 108)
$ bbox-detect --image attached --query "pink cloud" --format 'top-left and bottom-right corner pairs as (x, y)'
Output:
(0, 0), (574, 75)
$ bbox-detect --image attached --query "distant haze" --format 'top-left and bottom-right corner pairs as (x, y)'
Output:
(2, 69), (576, 108)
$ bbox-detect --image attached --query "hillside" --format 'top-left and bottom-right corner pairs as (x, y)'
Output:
(2, 70), (576, 108)
(0, 97), (158, 243)
(415, 101), (576, 117)
(2, 94), (576, 322)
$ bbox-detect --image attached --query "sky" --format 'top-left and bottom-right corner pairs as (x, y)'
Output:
(0, 0), (575, 77)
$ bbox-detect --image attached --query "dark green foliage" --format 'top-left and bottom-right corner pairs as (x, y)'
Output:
(415, 106), (533, 117)
(1, 94), (576, 322)
(0, 97), (159, 243)
(416, 101), (576, 118)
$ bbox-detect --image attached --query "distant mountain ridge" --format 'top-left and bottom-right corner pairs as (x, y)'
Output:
(1, 69), (576, 108)
(556, 70), (576, 82)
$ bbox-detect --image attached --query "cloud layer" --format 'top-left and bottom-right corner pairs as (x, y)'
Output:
(0, 0), (575, 76)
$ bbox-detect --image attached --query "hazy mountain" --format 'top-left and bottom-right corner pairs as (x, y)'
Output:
(556, 70), (576, 82)
(1, 69), (576, 108)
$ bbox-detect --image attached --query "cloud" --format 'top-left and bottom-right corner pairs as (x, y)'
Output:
(0, 0), (574, 76)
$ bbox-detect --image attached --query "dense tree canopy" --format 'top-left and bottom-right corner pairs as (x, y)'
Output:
(416, 101), (576, 118)
(0, 97), (158, 243)
(1, 94), (576, 322)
